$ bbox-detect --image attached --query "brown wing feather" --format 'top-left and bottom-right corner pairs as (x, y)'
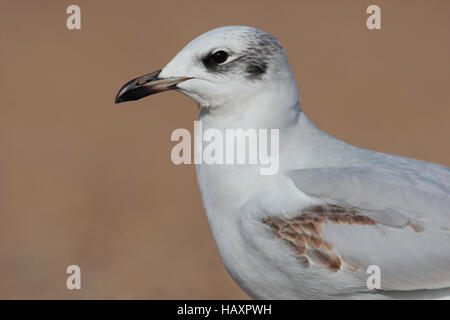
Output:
(262, 205), (378, 271)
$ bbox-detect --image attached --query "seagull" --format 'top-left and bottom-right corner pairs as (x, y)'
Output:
(115, 26), (450, 299)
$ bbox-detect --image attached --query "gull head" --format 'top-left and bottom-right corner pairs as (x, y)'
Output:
(115, 26), (298, 112)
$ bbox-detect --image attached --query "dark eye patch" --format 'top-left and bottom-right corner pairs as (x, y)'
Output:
(200, 31), (281, 79)
(245, 60), (267, 78)
(201, 51), (267, 78)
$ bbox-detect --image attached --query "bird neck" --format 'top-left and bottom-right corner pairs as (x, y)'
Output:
(198, 81), (301, 131)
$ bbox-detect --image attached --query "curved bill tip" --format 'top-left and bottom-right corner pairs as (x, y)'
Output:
(115, 70), (191, 104)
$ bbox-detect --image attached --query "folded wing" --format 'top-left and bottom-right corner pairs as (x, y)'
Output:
(278, 164), (450, 291)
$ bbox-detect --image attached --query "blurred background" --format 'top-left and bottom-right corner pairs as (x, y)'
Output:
(0, 0), (449, 299)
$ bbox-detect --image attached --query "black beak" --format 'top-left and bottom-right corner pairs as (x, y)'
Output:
(115, 70), (191, 104)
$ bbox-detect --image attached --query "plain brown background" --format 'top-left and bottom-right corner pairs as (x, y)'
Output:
(0, 0), (449, 299)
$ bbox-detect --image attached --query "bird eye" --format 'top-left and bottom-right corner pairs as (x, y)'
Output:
(202, 50), (231, 71)
(211, 50), (229, 64)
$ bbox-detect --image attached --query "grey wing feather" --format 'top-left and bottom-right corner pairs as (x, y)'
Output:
(288, 163), (450, 230)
